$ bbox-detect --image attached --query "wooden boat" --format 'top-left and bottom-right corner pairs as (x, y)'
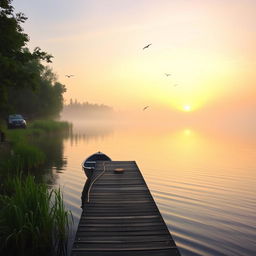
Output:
(82, 151), (111, 178)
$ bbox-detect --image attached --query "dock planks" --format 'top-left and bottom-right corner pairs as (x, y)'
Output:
(71, 161), (180, 256)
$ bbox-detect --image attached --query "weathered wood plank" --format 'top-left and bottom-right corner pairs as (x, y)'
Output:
(74, 234), (172, 243)
(71, 161), (180, 256)
(72, 249), (180, 256)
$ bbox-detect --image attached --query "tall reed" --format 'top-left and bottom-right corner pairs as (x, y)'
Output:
(0, 175), (72, 256)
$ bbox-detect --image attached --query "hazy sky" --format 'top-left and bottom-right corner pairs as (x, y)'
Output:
(13, 0), (256, 115)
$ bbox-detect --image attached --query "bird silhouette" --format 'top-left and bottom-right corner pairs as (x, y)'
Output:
(65, 75), (74, 78)
(143, 106), (149, 111)
(142, 44), (152, 50)
(165, 73), (171, 77)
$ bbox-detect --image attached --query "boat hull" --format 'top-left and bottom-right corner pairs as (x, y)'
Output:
(82, 152), (111, 178)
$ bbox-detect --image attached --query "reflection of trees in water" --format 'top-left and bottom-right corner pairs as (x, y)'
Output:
(69, 124), (114, 146)
(32, 123), (113, 185)
(33, 132), (69, 185)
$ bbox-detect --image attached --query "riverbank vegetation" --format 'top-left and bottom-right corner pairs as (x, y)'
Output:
(0, 120), (71, 177)
(0, 2), (72, 255)
(30, 120), (71, 133)
(0, 120), (72, 256)
(0, 176), (70, 256)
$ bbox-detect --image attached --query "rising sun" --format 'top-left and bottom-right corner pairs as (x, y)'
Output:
(183, 105), (191, 112)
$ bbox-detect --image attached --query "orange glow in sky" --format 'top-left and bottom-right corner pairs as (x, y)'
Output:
(13, 0), (256, 116)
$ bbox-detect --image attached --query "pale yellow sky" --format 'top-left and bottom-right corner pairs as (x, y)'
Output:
(14, 0), (256, 114)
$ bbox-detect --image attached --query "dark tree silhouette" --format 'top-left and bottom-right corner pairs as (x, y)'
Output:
(0, 0), (54, 118)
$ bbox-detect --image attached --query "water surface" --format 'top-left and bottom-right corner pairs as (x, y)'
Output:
(50, 121), (256, 256)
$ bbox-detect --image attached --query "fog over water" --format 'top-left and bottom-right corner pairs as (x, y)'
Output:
(52, 112), (256, 256)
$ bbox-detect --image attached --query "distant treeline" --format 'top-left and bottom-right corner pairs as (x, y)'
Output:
(0, 0), (65, 120)
(62, 99), (113, 119)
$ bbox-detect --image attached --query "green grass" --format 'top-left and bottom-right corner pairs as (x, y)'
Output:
(2, 129), (45, 172)
(29, 120), (71, 132)
(0, 120), (73, 255)
(1, 120), (71, 173)
(0, 175), (72, 256)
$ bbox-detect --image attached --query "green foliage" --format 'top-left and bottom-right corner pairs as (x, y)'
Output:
(13, 142), (45, 169)
(4, 129), (45, 171)
(0, 120), (70, 181)
(0, 0), (56, 118)
(0, 121), (72, 254)
(0, 0), (71, 249)
(0, 0), (28, 56)
(0, 175), (72, 256)
(7, 64), (66, 119)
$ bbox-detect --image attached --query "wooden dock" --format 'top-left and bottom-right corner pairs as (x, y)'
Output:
(71, 161), (180, 256)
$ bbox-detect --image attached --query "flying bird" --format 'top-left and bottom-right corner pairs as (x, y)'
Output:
(65, 75), (74, 78)
(142, 43), (152, 50)
(143, 106), (149, 111)
(165, 73), (171, 77)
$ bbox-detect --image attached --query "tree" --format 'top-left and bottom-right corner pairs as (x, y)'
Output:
(7, 63), (66, 119)
(0, 0), (53, 117)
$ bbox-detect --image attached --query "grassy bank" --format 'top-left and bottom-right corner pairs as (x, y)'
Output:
(0, 120), (72, 256)
(30, 120), (71, 133)
(0, 120), (71, 174)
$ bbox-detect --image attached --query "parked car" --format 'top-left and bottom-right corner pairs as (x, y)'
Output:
(7, 114), (27, 129)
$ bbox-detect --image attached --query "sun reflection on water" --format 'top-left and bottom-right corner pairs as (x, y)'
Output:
(56, 120), (256, 256)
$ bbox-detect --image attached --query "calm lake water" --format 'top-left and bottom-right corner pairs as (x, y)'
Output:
(48, 120), (256, 256)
